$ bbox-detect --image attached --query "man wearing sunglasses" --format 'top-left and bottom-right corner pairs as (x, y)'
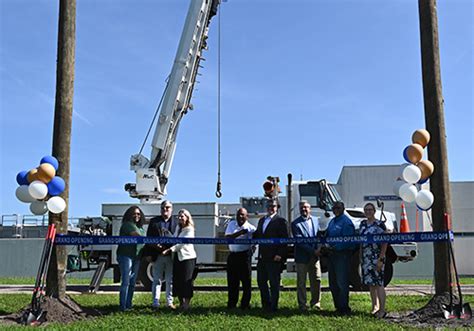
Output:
(146, 200), (178, 309)
(326, 201), (356, 315)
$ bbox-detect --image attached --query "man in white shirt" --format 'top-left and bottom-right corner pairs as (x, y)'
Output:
(225, 208), (256, 309)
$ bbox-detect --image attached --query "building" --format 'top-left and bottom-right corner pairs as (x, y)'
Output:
(334, 165), (473, 277)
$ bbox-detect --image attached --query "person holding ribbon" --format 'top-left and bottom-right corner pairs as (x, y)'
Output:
(359, 202), (388, 318)
(145, 200), (178, 309)
(292, 200), (322, 311)
(161, 209), (197, 311)
(116, 206), (146, 311)
(225, 207), (256, 310)
(325, 201), (356, 315)
(253, 199), (289, 312)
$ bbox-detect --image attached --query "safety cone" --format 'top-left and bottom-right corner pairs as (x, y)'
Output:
(400, 202), (410, 233)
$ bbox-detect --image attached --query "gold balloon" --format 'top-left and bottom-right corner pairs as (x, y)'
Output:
(27, 168), (39, 183)
(37, 163), (56, 183)
(412, 129), (431, 147)
(406, 143), (424, 164)
(417, 160), (434, 180)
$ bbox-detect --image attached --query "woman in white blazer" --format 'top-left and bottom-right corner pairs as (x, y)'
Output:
(162, 209), (197, 311)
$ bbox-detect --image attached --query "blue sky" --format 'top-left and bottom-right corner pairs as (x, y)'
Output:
(1, 0), (472, 217)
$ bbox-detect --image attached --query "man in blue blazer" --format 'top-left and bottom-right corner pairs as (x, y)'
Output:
(291, 200), (321, 311)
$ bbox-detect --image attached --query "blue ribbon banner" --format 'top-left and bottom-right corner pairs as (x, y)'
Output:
(55, 231), (453, 246)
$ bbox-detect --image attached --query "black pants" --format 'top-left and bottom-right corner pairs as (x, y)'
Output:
(226, 250), (252, 309)
(172, 256), (196, 299)
(257, 260), (282, 311)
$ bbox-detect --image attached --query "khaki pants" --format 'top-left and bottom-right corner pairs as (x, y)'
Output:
(296, 256), (321, 309)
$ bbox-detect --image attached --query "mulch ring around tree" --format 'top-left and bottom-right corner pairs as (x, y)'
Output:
(0, 295), (102, 326)
(387, 293), (473, 328)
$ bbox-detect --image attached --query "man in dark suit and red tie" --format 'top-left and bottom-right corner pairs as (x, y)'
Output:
(253, 198), (289, 312)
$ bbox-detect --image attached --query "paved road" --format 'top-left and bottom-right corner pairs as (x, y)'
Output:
(1, 284), (473, 295)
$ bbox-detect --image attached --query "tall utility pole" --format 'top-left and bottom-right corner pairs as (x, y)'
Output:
(418, 0), (451, 295)
(46, 0), (76, 299)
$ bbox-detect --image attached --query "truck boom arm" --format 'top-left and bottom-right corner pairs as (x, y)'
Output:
(126, 0), (219, 203)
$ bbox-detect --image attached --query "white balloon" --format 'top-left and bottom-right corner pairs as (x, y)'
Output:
(47, 196), (66, 214)
(16, 185), (36, 203)
(402, 164), (422, 184)
(399, 163), (410, 177)
(416, 190), (434, 210)
(28, 180), (48, 200)
(399, 183), (418, 203)
(393, 179), (405, 196)
(30, 201), (48, 215)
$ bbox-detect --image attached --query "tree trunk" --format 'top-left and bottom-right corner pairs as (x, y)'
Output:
(46, 0), (76, 299)
(418, 0), (451, 295)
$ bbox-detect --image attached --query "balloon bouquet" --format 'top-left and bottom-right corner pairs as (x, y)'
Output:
(15, 156), (67, 215)
(393, 129), (435, 211)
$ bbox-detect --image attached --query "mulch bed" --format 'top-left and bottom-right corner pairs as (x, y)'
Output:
(388, 292), (472, 328)
(0, 295), (102, 326)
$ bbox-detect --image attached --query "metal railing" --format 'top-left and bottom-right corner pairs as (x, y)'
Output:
(1, 214), (81, 238)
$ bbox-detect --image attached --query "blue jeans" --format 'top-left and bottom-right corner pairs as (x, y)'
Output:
(328, 250), (352, 313)
(118, 254), (141, 311)
(152, 255), (173, 306)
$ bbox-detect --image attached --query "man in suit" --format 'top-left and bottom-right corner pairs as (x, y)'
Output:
(292, 200), (321, 311)
(253, 199), (289, 312)
(145, 200), (178, 309)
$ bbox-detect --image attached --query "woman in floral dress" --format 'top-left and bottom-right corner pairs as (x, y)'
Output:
(359, 202), (388, 318)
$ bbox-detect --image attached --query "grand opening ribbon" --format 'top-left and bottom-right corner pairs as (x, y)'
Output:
(55, 231), (453, 245)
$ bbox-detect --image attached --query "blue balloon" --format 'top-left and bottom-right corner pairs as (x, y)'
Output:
(416, 204), (431, 211)
(16, 171), (29, 186)
(40, 156), (59, 171)
(418, 177), (429, 185)
(47, 176), (66, 196)
(402, 146), (410, 163)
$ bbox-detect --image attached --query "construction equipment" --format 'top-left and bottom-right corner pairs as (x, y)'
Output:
(70, 1), (417, 292)
(22, 223), (57, 325)
(125, 0), (220, 203)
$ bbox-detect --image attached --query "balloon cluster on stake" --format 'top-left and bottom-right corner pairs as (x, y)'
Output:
(393, 129), (435, 210)
(15, 156), (67, 215)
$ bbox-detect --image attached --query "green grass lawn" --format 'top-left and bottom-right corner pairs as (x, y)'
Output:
(1, 276), (473, 287)
(2, 291), (461, 330)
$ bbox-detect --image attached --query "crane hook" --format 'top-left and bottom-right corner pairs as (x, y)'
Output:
(215, 180), (222, 198)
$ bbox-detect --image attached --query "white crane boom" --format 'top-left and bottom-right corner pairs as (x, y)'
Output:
(126, 0), (220, 203)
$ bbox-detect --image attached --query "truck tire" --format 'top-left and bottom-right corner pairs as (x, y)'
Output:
(348, 250), (394, 289)
(113, 265), (121, 283)
(138, 259), (153, 291)
(348, 250), (366, 291)
(383, 260), (393, 287)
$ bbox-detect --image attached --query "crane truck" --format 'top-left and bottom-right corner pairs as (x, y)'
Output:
(72, 0), (417, 292)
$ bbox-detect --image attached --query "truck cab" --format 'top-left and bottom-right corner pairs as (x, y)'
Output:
(284, 179), (417, 289)
(289, 180), (396, 232)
